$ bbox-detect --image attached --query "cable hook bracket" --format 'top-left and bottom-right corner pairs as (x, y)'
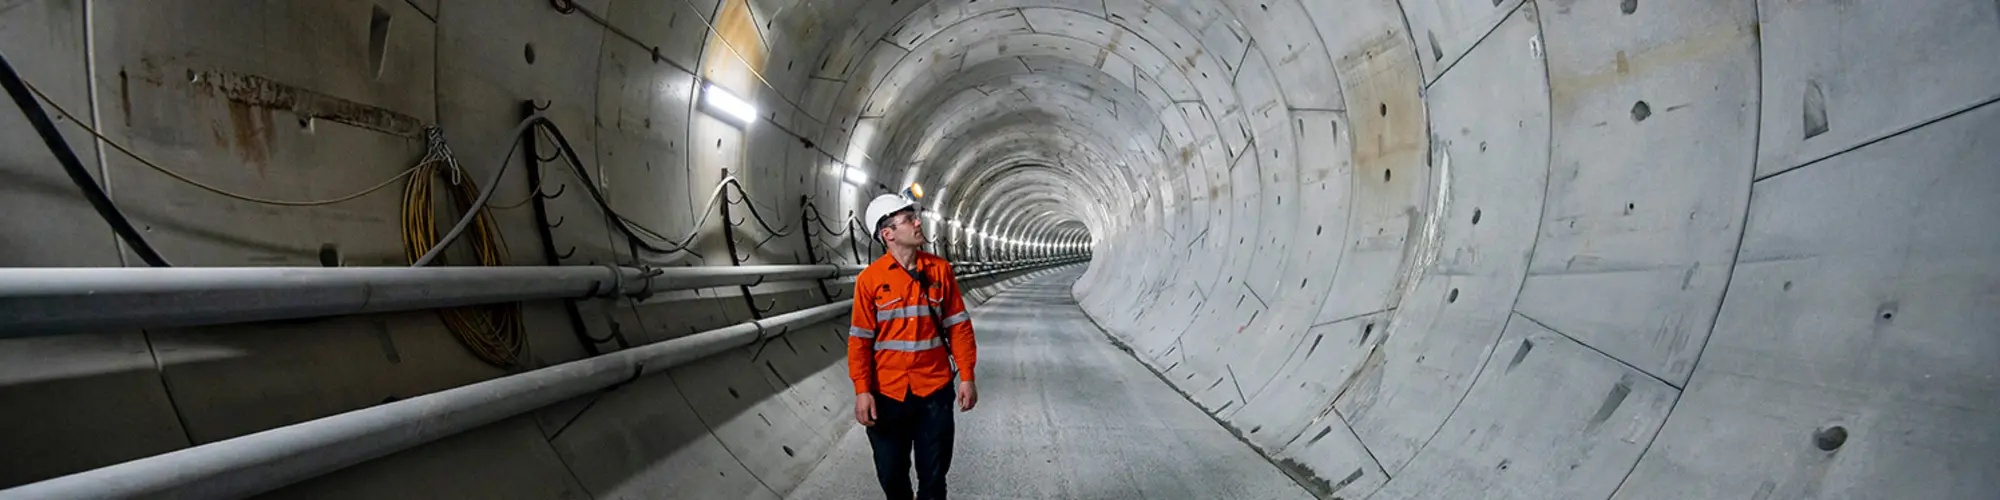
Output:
(626, 265), (665, 301)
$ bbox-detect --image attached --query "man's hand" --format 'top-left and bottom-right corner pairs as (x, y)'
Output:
(957, 380), (978, 412)
(855, 393), (877, 426)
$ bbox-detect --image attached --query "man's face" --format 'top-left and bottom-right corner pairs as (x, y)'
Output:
(879, 209), (926, 248)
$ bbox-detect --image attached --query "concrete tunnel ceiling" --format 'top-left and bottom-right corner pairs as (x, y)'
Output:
(0, 0), (1991, 498)
(810, 0), (2000, 497)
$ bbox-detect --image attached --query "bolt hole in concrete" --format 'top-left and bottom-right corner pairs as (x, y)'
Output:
(1815, 425), (1848, 451)
(1622, 0), (1638, 14)
(1384, 169), (1392, 182)
(523, 43), (536, 65)
(1804, 79), (1831, 139)
(1631, 100), (1652, 122)
(318, 243), (342, 267)
(1448, 288), (1459, 303)
(1472, 208), (1482, 225)
(1379, 103), (1388, 116)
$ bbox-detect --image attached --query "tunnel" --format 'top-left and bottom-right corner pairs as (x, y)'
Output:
(0, 0), (1996, 498)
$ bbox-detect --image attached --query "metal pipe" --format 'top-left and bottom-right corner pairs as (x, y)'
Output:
(0, 299), (853, 500)
(0, 258), (1078, 499)
(652, 264), (857, 290)
(958, 257), (1089, 280)
(0, 265), (862, 338)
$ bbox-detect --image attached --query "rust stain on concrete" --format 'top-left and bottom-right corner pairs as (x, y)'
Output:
(193, 69), (421, 137)
(208, 121), (229, 155)
(1548, 21), (1754, 113)
(225, 100), (274, 173)
(705, 0), (769, 93)
(1096, 28), (1126, 69)
(1339, 48), (1423, 177)
(133, 56), (167, 86)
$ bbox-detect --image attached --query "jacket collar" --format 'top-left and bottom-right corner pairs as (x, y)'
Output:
(874, 251), (931, 272)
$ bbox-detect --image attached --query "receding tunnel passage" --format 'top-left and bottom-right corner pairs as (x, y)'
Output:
(0, 0), (1996, 500)
(792, 268), (1313, 499)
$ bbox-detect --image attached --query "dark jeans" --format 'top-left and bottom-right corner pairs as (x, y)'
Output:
(866, 386), (955, 500)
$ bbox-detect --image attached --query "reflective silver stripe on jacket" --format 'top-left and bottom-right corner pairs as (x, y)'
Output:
(876, 305), (938, 321)
(873, 338), (945, 352)
(941, 311), (969, 327)
(849, 326), (875, 339)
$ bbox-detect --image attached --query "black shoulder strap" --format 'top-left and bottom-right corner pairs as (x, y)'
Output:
(902, 263), (957, 374)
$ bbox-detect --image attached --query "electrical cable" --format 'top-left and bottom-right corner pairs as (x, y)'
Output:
(489, 193), (539, 210)
(0, 49), (171, 267)
(724, 182), (792, 238)
(2, 49), (812, 363)
(728, 183), (794, 238)
(802, 201), (850, 236)
(533, 120), (737, 255)
(410, 118), (538, 267)
(3, 40), (807, 357)
(400, 125), (526, 368)
(487, 181), (563, 210)
(15, 76), (419, 207)
(7, 50), (527, 366)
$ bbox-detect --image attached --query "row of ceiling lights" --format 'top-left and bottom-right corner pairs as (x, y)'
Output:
(702, 80), (1092, 253)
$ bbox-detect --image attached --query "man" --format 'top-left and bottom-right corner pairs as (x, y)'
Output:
(848, 193), (979, 500)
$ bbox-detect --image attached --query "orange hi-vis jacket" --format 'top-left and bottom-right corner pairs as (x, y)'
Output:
(848, 251), (977, 401)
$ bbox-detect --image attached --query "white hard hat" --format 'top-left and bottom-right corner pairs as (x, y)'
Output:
(864, 194), (919, 239)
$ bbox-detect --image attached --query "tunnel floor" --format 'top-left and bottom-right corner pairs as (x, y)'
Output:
(789, 267), (1312, 500)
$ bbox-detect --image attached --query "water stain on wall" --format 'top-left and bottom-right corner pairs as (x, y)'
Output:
(224, 100), (275, 172)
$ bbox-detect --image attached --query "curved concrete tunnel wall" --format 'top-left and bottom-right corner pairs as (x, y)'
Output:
(0, 0), (1995, 499)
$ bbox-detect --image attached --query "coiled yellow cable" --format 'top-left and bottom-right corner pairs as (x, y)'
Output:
(401, 128), (525, 368)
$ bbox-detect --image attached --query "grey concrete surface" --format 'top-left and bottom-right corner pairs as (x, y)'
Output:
(1, 0), (1996, 498)
(789, 267), (1313, 500)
